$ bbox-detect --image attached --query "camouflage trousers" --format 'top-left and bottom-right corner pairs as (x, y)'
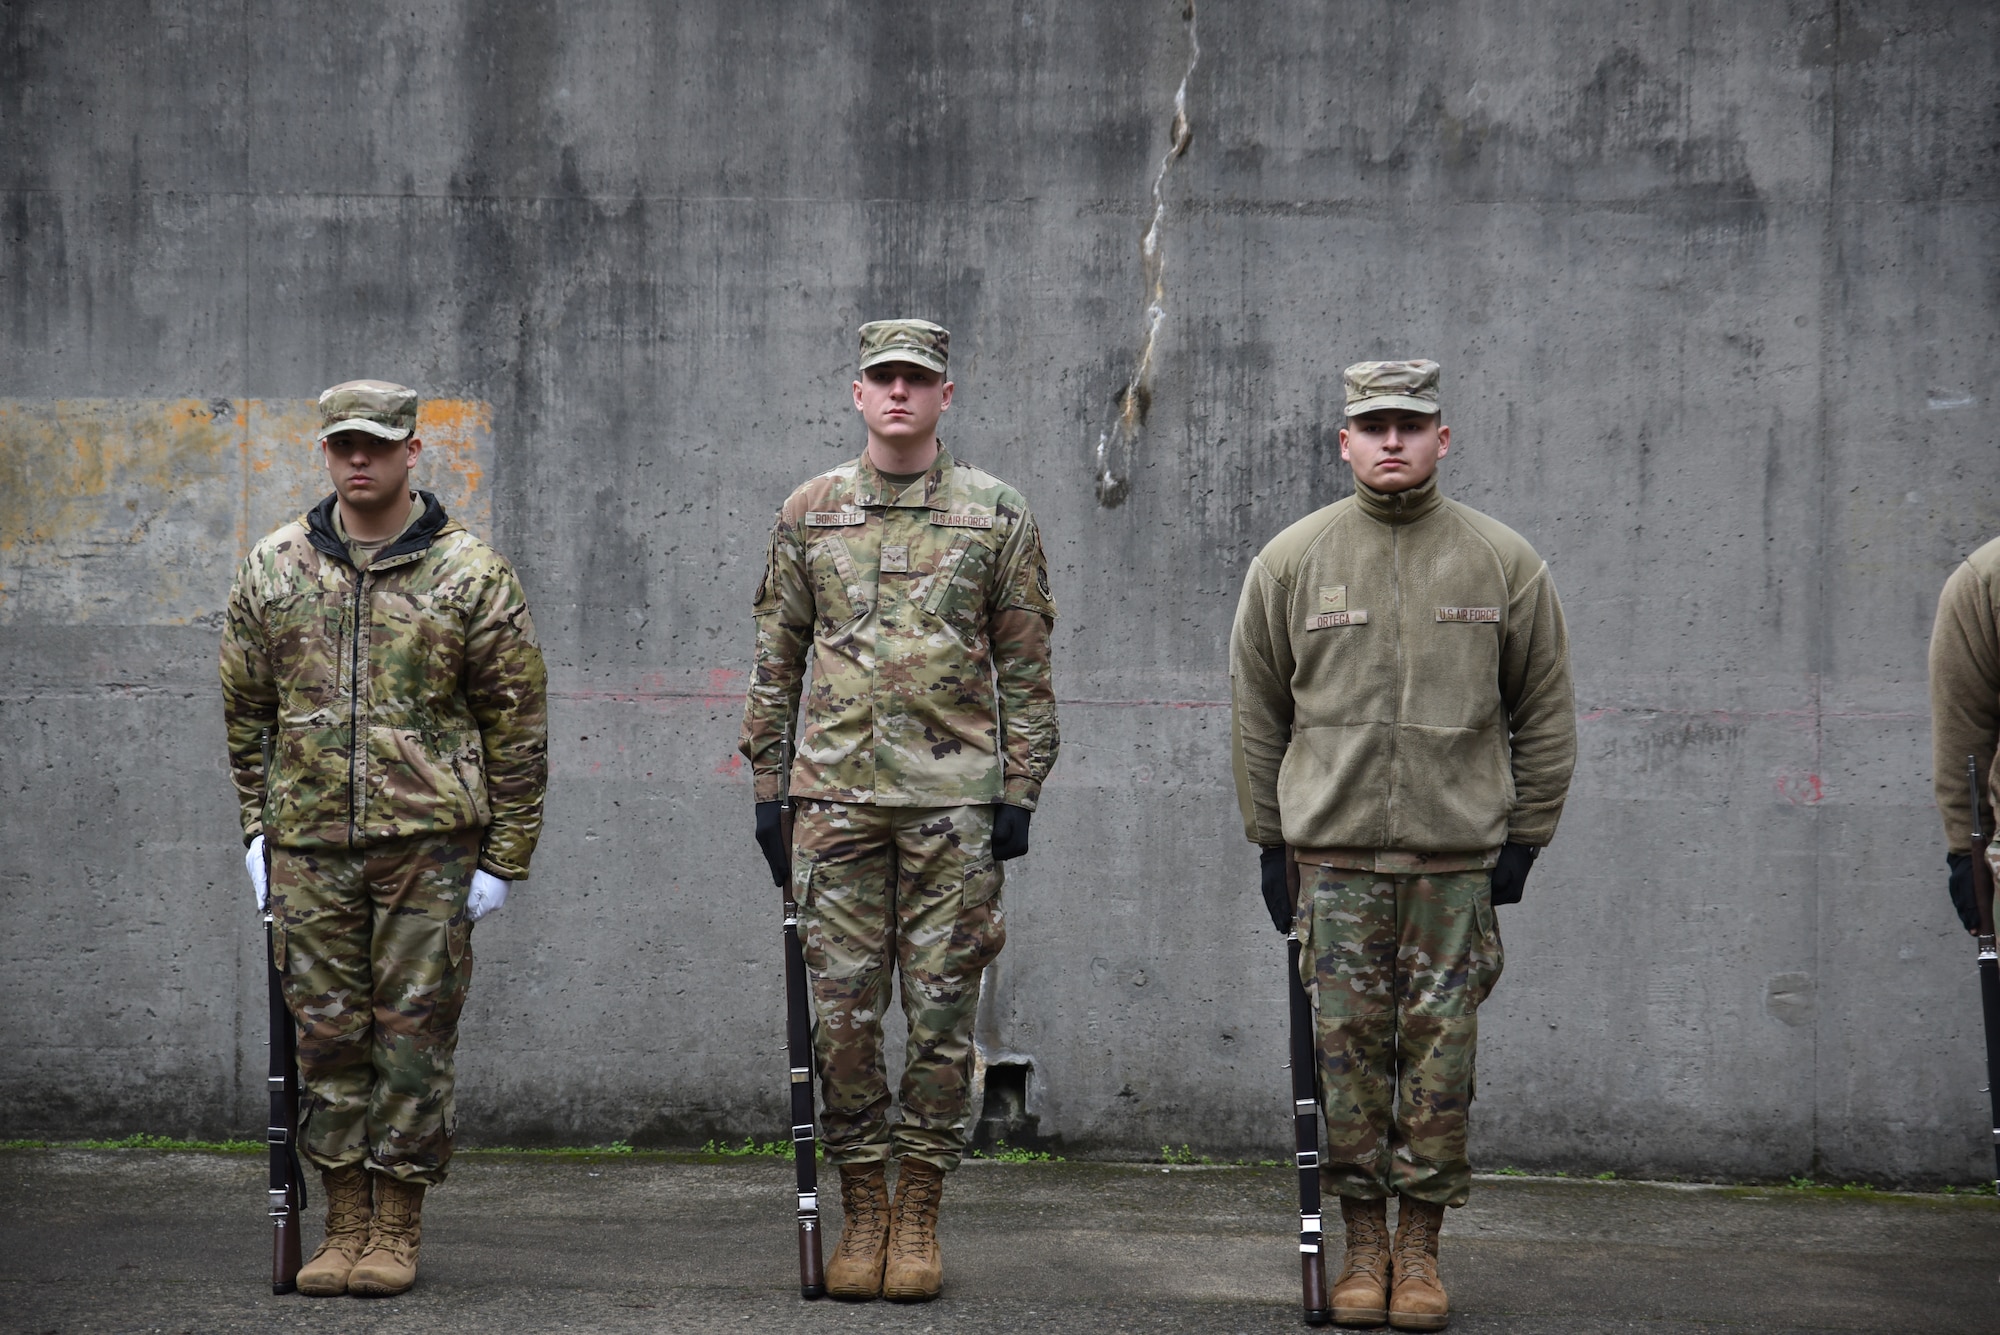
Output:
(793, 800), (1006, 1172)
(1297, 857), (1504, 1207)
(269, 829), (479, 1185)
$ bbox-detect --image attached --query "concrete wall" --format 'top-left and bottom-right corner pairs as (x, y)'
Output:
(3, 0), (1996, 1184)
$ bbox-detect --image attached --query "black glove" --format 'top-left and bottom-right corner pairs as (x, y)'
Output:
(1488, 842), (1539, 906)
(1259, 845), (1293, 934)
(1948, 853), (1980, 933)
(993, 804), (1032, 861)
(754, 801), (789, 888)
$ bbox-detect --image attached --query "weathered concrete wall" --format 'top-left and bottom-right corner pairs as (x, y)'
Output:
(3, 0), (1996, 1183)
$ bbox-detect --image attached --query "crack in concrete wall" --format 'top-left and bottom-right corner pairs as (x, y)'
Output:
(1094, 0), (1199, 509)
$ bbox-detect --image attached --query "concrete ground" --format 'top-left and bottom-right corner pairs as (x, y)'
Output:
(1, 1149), (1994, 1334)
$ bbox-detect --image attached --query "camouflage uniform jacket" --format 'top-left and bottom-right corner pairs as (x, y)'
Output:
(220, 491), (549, 879)
(740, 446), (1059, 809)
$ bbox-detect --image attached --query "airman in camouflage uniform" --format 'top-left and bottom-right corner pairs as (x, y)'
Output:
(1231, 361), (1574, 1330)
(740, 319), (1058, 1302)
(221, 380), (548, 1298)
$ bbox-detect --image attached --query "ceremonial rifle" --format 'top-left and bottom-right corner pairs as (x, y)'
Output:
(263, 870), (308, 1292)
(256, 729), (308, 1294)
(1285, 846), (1331, 1325)
(1965, 756), (2000, 1192)
(778, 738), (826, 1298)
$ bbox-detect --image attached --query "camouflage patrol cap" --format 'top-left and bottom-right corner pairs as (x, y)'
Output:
(1344, 360), (1442, 417)
(316, 380), (419, 442)
(858, 319), (950, 375)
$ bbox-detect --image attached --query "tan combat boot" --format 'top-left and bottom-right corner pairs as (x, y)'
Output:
(881, 1158), (946, 1302)
(295, 1163), (372, 1297)
(1331, 1195), (1391, 1326)
(346, 1176), (425, 1297)
(1388, 1197), (1449, 1331)
(825, 1162), (892, 1300)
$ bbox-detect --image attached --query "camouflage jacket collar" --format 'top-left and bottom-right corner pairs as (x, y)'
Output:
(304, 490), (451, 571)
(850, 445), (956, 510)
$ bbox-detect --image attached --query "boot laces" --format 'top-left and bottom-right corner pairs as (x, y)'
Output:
(890, 1168), (942, 1261)
(841, 1172), (890, 1250)
(1394, 1210), (1441, 1282)
(1342, 1205), (1389, 1276)
(324, 1167), (372, 1237)
(366, 1182), (422, 1263)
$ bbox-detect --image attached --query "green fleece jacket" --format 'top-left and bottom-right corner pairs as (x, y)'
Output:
(1927, 536), (2000, 852)
(1229, 475), (1576, 854)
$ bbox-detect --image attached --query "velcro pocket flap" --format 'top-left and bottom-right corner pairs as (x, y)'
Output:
(960, 854), (1000, 907)
(922, 534), (975, 615)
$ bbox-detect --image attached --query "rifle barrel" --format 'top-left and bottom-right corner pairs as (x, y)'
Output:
(1285, 846), (1331, 1326)
(265, 920), (303, 1294)
(778, 734), (825, 1298)
(1966, 758), (2000, 1189)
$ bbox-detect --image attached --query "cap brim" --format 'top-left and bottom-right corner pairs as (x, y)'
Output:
(858, 350), (947, 375)
(316, 418), (414, 442)
(1345, 395), (1440, 417)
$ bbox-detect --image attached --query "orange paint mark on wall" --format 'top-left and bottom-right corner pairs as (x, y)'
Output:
(418, 399), (490, 501)
(0, 397), (494, 627)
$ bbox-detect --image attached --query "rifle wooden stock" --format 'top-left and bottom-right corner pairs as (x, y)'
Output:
(1966, 757), (2000, 1191)
(264, 919), (305, 1295)
(1285, 847), (1332, 1325)
(778, 777), (825, 1298)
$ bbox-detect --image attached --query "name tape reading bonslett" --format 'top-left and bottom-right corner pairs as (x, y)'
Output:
(805, 510), (867, 527)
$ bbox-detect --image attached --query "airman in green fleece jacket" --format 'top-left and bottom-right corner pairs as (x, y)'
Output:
(1229, 359), (1575, 1330)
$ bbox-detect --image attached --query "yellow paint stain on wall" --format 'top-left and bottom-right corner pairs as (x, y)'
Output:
(0, 397), (494, 626)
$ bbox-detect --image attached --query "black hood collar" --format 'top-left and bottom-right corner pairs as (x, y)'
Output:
(305, 490), (449, 567)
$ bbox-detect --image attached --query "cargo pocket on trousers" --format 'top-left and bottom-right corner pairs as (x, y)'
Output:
(943, 856), (1006, 976)
(429, 914), (474, 1033)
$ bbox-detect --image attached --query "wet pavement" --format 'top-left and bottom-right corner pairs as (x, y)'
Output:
(2, 1149), (1994, 1333)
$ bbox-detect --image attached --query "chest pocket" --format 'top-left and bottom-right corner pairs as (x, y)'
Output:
(265, 584), (348, 711)
(806, 535), (868, 629)
(922, 530), (999, 630)
(375, 583), (470, 701)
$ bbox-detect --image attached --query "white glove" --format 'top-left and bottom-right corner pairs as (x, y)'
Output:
(468, 869), (510, 922)
(245, 835), (269, 913)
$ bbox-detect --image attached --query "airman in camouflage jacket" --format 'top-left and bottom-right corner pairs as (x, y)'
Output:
(220, 491), (548, 880)
(740, 446), (1059, 808)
